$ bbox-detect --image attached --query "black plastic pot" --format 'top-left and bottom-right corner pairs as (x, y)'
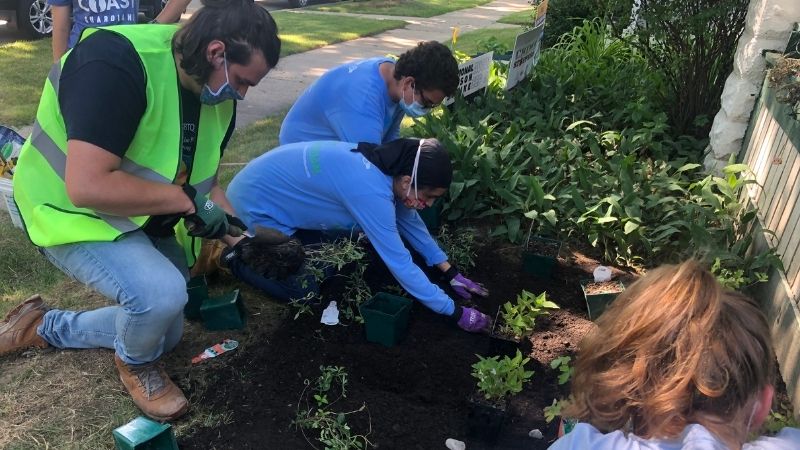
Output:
(487, 306), (531, 358)
(467, 394), (507, 443)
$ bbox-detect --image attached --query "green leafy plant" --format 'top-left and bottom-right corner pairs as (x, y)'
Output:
(436, 225), (478, 271)
(761, 401), (800, 435)
(472, 350), (535, 402)
(293, 365), (373, 450)
(291, 235), (373, 322)
(498, 290), (559, 338)
(543, 398), (564, 423)
(550, 355), (573, 385)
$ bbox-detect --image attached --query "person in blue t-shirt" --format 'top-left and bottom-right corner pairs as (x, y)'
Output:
(279, 42), (459, 146)
(223, 138), (492, 333)
(48, 0), (192, 62)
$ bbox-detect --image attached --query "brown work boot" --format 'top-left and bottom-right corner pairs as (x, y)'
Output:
(114, 355), (189, 422)
(0, 296), (49, 356)
(3, 294), (46, 322)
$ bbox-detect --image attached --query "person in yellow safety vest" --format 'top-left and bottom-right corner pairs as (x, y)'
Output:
(0, 0), (280, 422)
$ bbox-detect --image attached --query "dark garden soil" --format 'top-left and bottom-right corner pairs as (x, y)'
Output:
(179, 239), (627, 450)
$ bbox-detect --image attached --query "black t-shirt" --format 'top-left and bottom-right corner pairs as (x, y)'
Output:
(58, 30), (236, 236)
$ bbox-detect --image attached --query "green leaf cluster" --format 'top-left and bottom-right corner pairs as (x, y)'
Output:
(498, 290), (559, 338)
(472, 350), (535, 401)
(436, 225), (478, 271)
(550, 355), (573, 385)
(412, 19), (782, 284)
(293, 366), (373, 450)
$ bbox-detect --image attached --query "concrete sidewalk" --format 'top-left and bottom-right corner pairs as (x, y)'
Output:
(236, 0), (531, 128)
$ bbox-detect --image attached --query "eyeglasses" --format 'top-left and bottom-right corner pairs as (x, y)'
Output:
(416, 89), (440, 109)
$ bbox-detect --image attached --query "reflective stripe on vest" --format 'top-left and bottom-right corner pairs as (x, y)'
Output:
(13, 24), (233, 252)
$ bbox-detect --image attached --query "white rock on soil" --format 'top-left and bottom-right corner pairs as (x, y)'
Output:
(445, 438), (466, 450)
(529, 429), (544, 439)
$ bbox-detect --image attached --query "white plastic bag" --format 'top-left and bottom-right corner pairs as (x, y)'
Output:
(593, 265), (612, 282)
(321, 301), (339, 325)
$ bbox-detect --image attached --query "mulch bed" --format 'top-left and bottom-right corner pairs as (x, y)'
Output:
(179, 238), (618, 449)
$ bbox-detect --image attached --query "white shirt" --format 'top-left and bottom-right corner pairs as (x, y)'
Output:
(548, 423), (800, 450)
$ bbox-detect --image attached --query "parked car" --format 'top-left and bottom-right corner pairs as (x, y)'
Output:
(0, 0), (170, 39)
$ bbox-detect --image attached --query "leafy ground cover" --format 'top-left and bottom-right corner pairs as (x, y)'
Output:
(312, 0), (492, 17)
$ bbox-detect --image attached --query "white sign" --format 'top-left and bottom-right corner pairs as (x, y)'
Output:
(505, 25), (544, 91)
(534, 0), (548, 28)
(443, 51), (493, 106)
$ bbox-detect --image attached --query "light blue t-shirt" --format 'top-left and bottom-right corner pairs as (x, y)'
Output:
(279, 57), (404, 146)
(46, 0), (139, 48)
(548, 423), (800, 450)
(226, 141), (454, 315)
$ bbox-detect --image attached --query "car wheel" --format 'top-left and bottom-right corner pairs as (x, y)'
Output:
(16, 0), (52, 38)
(289, 0), (310, 8)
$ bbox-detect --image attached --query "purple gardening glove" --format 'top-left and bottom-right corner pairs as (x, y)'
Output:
(453, 306), (491, 333)
(444, 266), (489, 299)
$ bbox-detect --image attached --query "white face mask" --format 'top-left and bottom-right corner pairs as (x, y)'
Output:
(745, 400), (760, 437)
(398, 82), (431, 118)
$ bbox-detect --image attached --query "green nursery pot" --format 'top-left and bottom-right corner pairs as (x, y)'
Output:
(581, 279), (625, 321)
(200, 289), (247, 330)
(112, 416), (178, 450)
(184, 275), (209, 320)
(359, 292), (413, 347)
(522, 236), (562, 278)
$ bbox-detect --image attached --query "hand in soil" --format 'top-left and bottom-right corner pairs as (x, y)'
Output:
(456, 306), (492, 333)
(450, 273), (489, 299)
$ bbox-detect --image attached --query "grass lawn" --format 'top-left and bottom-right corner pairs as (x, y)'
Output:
(449, 26), (522, 57)
(312, 0), (492, 17)
(273, 11), (405, 56)
(498, 8), (536, 26)
(218, 112), (285, 186)
(0, 14), (403, 128)
(0, 39), (51, 128)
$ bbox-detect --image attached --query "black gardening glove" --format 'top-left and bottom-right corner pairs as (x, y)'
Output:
(182, 184), (229, 239)
(226, 214), (248, 237)
(221, 226), (306, 279)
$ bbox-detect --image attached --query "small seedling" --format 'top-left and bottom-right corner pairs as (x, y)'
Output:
(436, 225), (477, 271)
(472, 350), (534, 402)
(543, 398), (564, 424)
(290, 236), (373, 323)
(293, 365), (373, 450)
(550, 355), (573, 385)
(761, 401), (800, 435)
(498, 290), (559, 338)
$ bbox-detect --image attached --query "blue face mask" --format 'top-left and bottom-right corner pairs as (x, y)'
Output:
(398, 83), (430, 118)
(200, 54), (244, 106)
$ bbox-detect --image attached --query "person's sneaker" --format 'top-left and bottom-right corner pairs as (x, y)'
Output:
(114, 355), (189, 422)
(0, 296), (49, 356)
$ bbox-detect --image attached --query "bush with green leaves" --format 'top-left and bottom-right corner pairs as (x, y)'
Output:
(619, 0), (749, 137)
(472, 350), (535, 402)
(411, 20), (782, 284)
(293, 365), (373, 450)
(498, 290), (559, 339)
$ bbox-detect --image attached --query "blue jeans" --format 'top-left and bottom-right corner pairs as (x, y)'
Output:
(37, 231), (189, 366)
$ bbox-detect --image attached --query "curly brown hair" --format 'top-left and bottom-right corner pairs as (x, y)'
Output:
(563, 260), (775, 441)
